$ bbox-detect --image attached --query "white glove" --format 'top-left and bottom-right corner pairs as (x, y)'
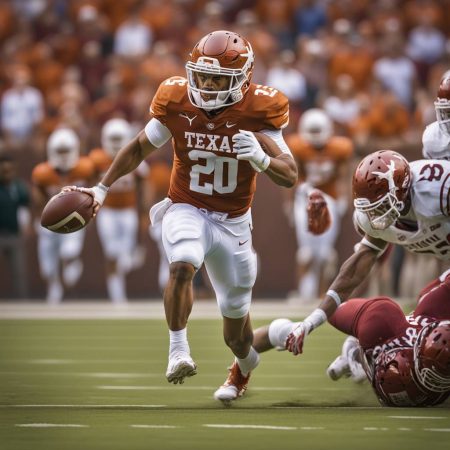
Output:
(62, 183), (109, 208)
(232, 129), (270, 172)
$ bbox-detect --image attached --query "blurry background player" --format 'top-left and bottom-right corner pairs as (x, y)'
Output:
(89, 118), (147, 303)
(0, 153), (31, 299)
(32, 128), (95, 303)
(285, 108), (353, 300)
(253, 269), (450, 407)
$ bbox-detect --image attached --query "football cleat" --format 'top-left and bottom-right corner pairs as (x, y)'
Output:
(327, 336), (366, 383)
(214, 362), (250, 405)
(166, 351), (197, 384)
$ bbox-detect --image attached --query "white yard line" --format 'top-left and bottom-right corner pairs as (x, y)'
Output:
(16, 423), (89, 428)
(423, 428), (450, 432)
(6, 404), (166, 408)
(388, 416), (446, 420)
(204, 424), (297, 430)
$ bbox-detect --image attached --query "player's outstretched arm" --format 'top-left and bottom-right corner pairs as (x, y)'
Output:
(286, 237), (385, 355)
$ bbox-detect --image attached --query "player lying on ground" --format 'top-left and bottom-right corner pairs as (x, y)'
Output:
(253, 269), (450, 406)
(63, 30), (297, 404)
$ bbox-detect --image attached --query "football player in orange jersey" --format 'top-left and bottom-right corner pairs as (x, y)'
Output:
(285, 109), (354, 301)
(32, 128), (95, 303)
(66, 30), (297, 403)
(89, 118), (147, 303)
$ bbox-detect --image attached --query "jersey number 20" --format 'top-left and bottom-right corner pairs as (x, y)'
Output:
(189, 150), (238, 195)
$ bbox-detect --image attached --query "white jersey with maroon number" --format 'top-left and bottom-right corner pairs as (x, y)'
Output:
(354, 159), (450, 260)
(422, 121), (450, 161)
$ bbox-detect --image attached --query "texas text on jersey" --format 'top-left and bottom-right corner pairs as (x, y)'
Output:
(149, 76), (289, 217)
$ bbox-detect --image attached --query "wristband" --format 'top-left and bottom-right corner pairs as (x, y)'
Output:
(326, 289), (342, 307)
(304, 308), (327, 333)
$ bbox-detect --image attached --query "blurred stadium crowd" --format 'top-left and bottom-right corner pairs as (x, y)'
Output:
(1, 0), (449, 301)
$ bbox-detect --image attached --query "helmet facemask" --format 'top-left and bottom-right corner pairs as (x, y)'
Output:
(434, 98), (450, 136)
(354, 159), (406, 230)
(186, 56), (252, 111)
(414, 321), (450, 393)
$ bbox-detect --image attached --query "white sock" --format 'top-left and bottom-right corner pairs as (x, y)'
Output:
(47, 279), (63, 304)
(299, 269), (319, 300)
(107, 273), (127, 303)
(169, 328), (190, 356)
(268, 318), (296, 348)
(236, 347), (260, 376)
(63, 259), (83, 287)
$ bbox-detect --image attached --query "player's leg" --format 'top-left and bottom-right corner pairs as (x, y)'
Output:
(60, 228), (86, 288)
(161, 204), (209, 384)
(414, 268), (450, 320)
(97, 208), (127, 302)
(327, 297), (407, 382)
(149, 221), (169, 292)
(205, 212), (259, 403)
(37, 226), (63, 303)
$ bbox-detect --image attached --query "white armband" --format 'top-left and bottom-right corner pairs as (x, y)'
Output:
(326, 289), (341, 307)
(304, 308), (328, 333)
(144, 118), (172, 148)
(360, 237), (384, 253)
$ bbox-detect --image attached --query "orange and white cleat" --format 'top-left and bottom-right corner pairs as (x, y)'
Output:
(214, 362), (251, 405)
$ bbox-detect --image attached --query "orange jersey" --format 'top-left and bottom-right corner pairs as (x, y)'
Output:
(31, 157), (95, 198)
(89, 148), (146, 209)
(150, 76), (289, 217)
(286, 135), (353, 198)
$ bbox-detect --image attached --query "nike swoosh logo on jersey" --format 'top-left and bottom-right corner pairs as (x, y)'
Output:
(238, 239), (249, 246)
(226, 121), (237, 128)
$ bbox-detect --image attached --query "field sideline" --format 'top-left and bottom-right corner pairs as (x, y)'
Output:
(1, 300), (449, 450)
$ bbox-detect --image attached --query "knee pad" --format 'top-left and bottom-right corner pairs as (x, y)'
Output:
(268, 318), (293, 349)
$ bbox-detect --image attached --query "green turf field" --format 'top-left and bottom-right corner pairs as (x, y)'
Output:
(1, 318), (449, 450)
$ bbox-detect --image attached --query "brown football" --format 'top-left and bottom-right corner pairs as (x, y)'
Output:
(41, 190), (94, 234)
(254, 131), (283, 158)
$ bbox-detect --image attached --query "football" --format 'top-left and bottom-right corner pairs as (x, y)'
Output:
(254, 131), (282, 158)
(41, 190), (94, 234)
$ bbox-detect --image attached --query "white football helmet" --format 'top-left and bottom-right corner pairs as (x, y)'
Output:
(47, 128), (80, 171)
(101, 118), (132, 158)
(299, 109), (333, 148)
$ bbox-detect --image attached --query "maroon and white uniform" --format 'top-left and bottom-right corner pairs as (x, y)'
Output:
(329, 270), (450, 406)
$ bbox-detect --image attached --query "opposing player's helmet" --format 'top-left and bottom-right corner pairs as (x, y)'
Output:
(373, 348), (445, 406)
(186, 30), (254, 111)
(352, 150), (411, 230)
(101, 118), (132, 158)
(299, 109), (333, 148)
(434, 73), (450, 136)
(414, 320), (450, 393)
(47, 128), (80, 171)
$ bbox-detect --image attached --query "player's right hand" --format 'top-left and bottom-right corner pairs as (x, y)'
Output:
(285, 322), (308, 355)
(307, 189), (331, 235)
(61, 184), (108, 216)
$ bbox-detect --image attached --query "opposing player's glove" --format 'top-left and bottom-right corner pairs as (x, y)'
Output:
(233, 129), (270, 172)
(285, 321), (312, 355)
(62, 183), (109, 215)
(307, 189), (331, 235)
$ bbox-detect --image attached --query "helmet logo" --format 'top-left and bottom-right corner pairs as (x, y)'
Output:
(372, 160), (397, 193)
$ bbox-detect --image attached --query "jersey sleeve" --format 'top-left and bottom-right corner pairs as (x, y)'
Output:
(330, 136), (354, 160)
(73, 157), (96, 179)
(149, 77), (188, 126)
(88, 148), (108, 172)
(261, 90), (290, 130)
(31, 163), (53, 187)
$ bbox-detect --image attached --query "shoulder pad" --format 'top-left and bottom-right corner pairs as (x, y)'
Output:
(248, 84), (289, 129)
(328, 136), (354, 158)
(32, 163), (54, 185)
(150, 77), (188, 125)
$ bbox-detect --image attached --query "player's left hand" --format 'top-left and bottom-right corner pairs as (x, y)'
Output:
(285, 322), (309, 355)
(233, 130), (270, 172)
